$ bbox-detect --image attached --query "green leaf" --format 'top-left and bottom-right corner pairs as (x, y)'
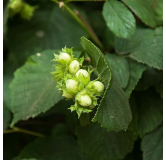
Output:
(105, 54), (129, 88)
(81, 37), (130, 131)
(125, 59), (146, 98)
(7, 5), (85, 62)
(114, 27), (154, 55)
(154, 0), (163, 25)
(81, 37), (112, 91)
(115, 27), (163, 70)
(92, 79), (132, 131)
(129, 34), (163, 70)
(122, 0), (158, 27)
(10, 50), (62, 126)
(18, 136), (87, 160)
(102, 0), (136, 38)
(137, 92), (163, 138)
(141, 126), (163, 160)
(76, 99), (138, 160)
(3, 105), (11, 130)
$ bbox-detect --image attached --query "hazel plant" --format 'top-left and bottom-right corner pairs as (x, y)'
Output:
(52, 47), (105, 117)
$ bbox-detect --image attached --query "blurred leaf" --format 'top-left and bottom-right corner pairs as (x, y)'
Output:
(10, 50), (62, 126)
(88, 11), (106, 37)
(7, 4), (86, 62)
(155, 81), (163, 98)
(3, 5), (8, 35)
(122, 0), (158, 27)
(51, 124), (67, 136)
(103, 0), (136, 38)
(155, 27), (163, 36)
(39, 99), (77, 133)
(141, 126), (163, 160)
(136, 67), (163, 91)
(76, 99), (137, 160)
(3, 104), (11, 130)
(154, 0), (163, 25)
(4, 132), (35, 160)
(3, 75), (13, 109)
(106, 54), (129, 88)
(93, 79), (132, 131)
(125, 59), (146, 98)
(18, 136), (87, 160)
(79, 113), (90, 127)
(137, 92), (163, 138)
(101, 27), (115, 50)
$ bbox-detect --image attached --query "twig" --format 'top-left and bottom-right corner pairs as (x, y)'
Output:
(3, 126), (44, 137)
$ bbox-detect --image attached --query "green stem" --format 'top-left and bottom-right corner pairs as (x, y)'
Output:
(4, 127), (44, 137)
(3, 130), (18, 134)
(53, 1), (104, 50)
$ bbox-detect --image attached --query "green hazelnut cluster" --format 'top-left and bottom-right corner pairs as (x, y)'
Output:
(8, 0), (37, 20)
(52, 47), (104, 117)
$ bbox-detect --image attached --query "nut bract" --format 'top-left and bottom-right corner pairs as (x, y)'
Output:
(69, 60), (80, 74)
(62, 90), (74, 99)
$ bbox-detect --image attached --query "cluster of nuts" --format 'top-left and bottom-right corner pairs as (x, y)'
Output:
(52, 47), (104, 117)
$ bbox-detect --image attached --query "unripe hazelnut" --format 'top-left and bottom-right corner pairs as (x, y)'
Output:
(78, 95), (92, 107)
(69, 60), (80, 74)
(66, 79), (78, 92)
(59, 52), (71, 62)
(76, 69), (90, 85)
(93, 81), (104, 93)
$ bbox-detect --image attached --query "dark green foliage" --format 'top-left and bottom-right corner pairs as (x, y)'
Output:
(141, 126), (163, 160)
(18, 136), (87, 160)
(3, 0), (163, 160)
